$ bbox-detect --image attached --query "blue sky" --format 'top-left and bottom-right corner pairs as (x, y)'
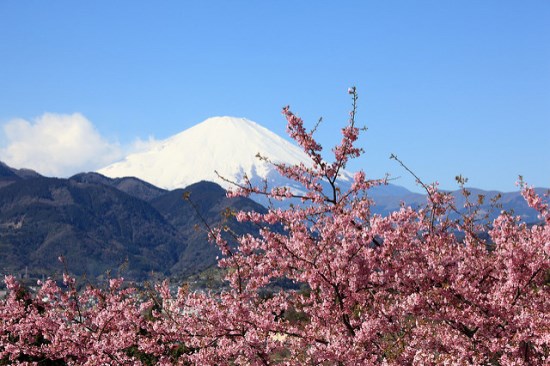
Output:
(0, 1), (548, 192)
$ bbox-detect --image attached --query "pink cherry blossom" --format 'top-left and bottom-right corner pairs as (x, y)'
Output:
(1, 89), (548, 365)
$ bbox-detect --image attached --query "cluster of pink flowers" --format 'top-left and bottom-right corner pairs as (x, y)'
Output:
(1, 89), (548, 365)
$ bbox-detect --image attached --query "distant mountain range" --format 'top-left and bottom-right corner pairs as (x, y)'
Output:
(1, 161), (546, 284)
(366, 185), (549, 222)
(96, 116), (547, 221)
(0, 117), (546, 283)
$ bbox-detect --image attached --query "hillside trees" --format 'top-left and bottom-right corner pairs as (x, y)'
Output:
(0, 88), (548, 365)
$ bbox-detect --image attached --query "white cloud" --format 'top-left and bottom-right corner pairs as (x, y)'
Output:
(0, 113), (125, 177)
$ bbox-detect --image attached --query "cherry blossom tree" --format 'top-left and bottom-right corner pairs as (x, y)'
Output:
(1, 88), (548, 365)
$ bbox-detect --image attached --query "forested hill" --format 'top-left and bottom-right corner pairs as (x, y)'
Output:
(0, 168), (264, 282)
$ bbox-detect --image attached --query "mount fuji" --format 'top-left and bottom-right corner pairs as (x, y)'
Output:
(98, 116), (349, 195)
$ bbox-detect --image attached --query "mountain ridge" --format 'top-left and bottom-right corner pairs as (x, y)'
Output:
(0, 166), (266, 282)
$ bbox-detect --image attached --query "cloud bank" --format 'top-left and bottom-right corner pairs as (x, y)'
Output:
(0, 113), (157, 177)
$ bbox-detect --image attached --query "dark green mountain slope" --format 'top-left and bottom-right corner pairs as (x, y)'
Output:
(0, 177), (185, 280)
(0, 166), (268, 282)
(150, 181), (267, 277)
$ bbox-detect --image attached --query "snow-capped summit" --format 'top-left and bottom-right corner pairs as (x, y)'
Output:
(98, 116), (314, 191)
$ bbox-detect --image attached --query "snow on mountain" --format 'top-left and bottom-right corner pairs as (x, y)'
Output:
(98, 116), (325, 191)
